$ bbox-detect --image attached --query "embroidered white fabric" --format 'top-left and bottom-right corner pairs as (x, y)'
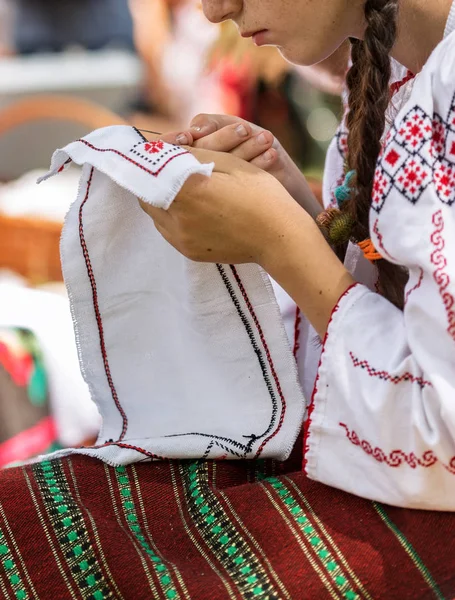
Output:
(38, 126), (306, 465)
(304, 26), (455, 510)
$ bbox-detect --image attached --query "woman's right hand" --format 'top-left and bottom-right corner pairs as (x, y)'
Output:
(160, 114), (322, 220)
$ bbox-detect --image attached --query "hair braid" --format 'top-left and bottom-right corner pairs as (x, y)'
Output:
(344, 0), (409, 308)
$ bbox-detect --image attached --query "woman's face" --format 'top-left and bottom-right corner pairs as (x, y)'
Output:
(201, 0), (364, 66)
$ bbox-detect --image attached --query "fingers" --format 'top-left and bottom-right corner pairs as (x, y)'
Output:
(192, 123), (276, 163)
(138, 199), (172, 226)
(229, 129), (275, 162)
(249, 147), (279, 170)
(159, 131), (194, 146)
(193, 122), (253, 152)
(189, 114), (241, 139)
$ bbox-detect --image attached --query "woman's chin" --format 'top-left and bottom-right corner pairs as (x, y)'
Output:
(276, 44), (324, 67)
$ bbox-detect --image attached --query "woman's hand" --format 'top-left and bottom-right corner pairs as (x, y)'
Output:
(140, 145), (354, 337)
(140, 146), (306, 266)
(160, 114), (322, 220)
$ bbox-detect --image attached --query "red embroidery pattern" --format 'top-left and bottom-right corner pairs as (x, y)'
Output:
(58, 158), (72, 173)
(349, 352), (432, 389)
(432, 116), (445, 157)
(430, 210), (455, 341)
(302, 283), (360, 474)
(404, 268), (424, 304)
(336, 129), (348, 161)
(394, 156), (431, 203)
(293, 306), (301, 358)
(78, 139), (189, 178)
(79, 168), (128, 440)
(91, 441), (165, 461)
(395, 108), (432, 153)
(229, 266), (287, 459)
(371, 95), (455, 211)
(340, 423), (455, 475)
(372, 219), (395, 260)
(433, 161), (455, 205)
(389, 70), (415, 97)
(144, 141), (164, 154)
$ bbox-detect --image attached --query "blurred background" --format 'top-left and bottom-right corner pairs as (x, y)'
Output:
(0, 0), (343, 466)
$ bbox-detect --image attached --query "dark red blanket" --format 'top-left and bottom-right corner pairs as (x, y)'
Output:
(0, 448), (453, 599)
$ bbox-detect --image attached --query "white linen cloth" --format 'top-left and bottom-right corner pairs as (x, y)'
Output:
(40, 126), (305, 465)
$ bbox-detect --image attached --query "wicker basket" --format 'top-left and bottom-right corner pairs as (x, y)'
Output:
(0, 95), (125, 283)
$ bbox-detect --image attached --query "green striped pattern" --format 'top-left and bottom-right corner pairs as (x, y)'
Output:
(113, 466), (179, 599)
(33, 460), (112, 600)
(374, 503), (444, 600)
(181, 461), (280, 599)
(0, 527), (28, 599)
(259, 475), (359, 600)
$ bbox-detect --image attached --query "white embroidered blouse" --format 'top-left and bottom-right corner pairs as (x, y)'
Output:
(295, 10), (455, 510)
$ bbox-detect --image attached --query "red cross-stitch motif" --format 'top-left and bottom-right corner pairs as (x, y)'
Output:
(430, 210), (455, 341)
(144, 140), (164, 154)
(336, 129), (348, 160)
(371, 169), (392, 211)
(432, 116), (446, 157)
(395, 108), (432, 154)
(433, 160), (455, 204)
(448, 103), (455, 131)
(371, 92), (455, 212)
(394, 155), (431, 203)
(349, 352), (432, 389)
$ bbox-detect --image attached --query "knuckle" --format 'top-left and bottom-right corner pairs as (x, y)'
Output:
(191, 113), (208, 123)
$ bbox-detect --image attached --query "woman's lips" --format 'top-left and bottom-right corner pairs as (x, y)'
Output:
(240, 29), (271, 46)
(252, 30), (270, 46)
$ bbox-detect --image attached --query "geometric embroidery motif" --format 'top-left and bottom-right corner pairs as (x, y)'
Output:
(113, 466), (179, 599)
(0, 525), (28, 599)
(373, 91), (455, 212)
(432, 115), (446, 158)
(33, 460), (115, 600)
(335, 128), (348, 160)
(430, 210), (455, 341)
(349, 352), (432, 389)
(258, 474), (360, 600)
(130, 141), (187, 168)
(433, 160), (455, 205)
(394, 107), (432, 154)
(180, 461), (279, 599)
(393, 155), (432, 203)
(372, 170), (393, 212)
(340, 423), (455, 475)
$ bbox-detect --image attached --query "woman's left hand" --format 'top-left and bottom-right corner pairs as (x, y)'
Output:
(139, 147), (309, 267)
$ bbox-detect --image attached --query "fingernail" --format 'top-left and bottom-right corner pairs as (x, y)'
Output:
(263, 149), (274, 161)
(191, 125), (202, 132)
(235, 124), (249, 137)
(176, 133), (189, 145)
(257, 132), (269, 145)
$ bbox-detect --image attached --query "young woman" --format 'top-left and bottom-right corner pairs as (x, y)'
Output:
(0, 1), (454, 598)
(153, 0), (455, 510)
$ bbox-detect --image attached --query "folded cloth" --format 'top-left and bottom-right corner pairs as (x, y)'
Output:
(39, 125), (305, 465)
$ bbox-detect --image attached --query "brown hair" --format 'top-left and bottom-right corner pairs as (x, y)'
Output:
(344, 0), (409, 308)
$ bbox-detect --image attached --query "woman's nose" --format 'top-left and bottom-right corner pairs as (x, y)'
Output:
(201, 0), (240, 24)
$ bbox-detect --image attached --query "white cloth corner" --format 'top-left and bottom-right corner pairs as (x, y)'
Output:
(39, 125), (306, 465)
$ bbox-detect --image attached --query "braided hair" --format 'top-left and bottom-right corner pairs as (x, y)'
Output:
(343, 0), (409, 308)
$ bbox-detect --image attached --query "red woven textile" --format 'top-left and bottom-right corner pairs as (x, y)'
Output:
(0, 446), (453, 599)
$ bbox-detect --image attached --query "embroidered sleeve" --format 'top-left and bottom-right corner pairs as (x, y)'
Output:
(304, 35), (455, 510)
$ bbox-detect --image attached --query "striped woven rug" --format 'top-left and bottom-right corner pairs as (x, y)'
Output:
(0, 447), (453, 599)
